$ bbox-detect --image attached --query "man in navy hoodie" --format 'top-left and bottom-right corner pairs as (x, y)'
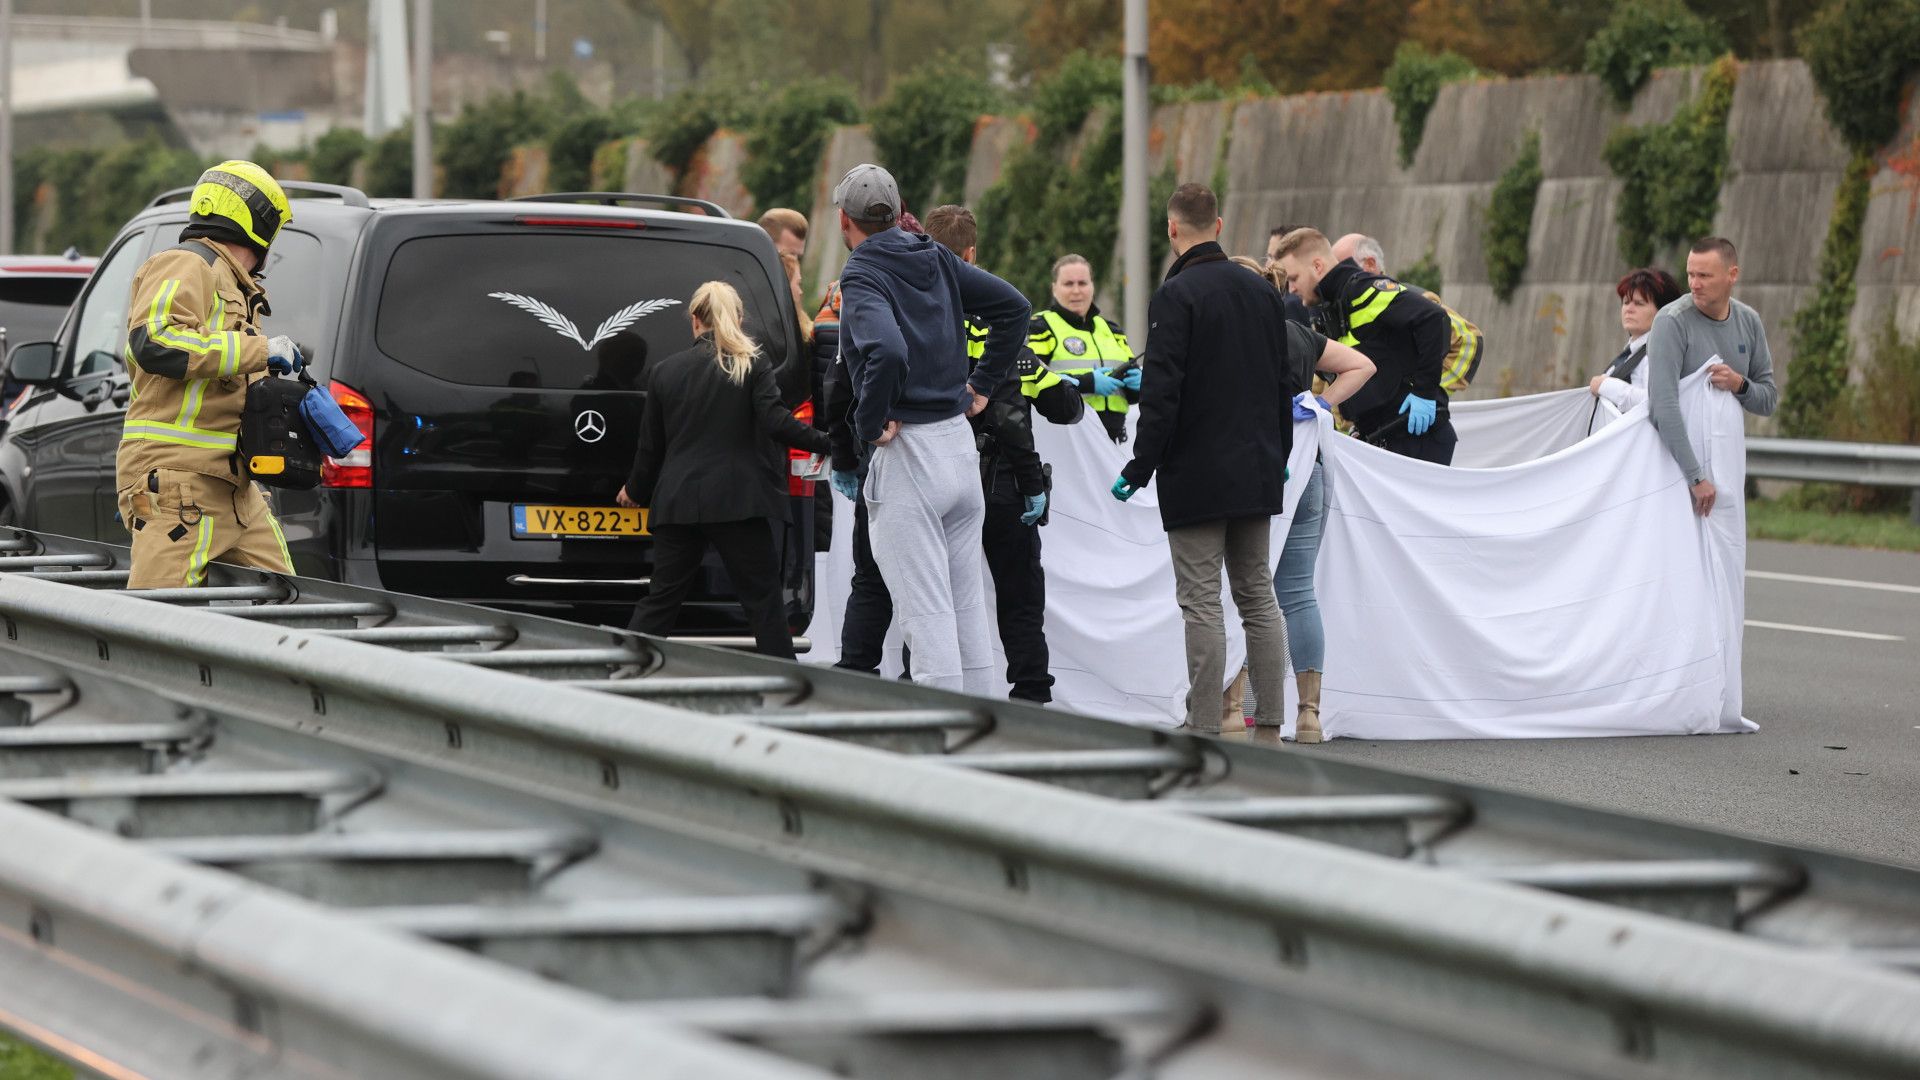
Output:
(830, 164), (1031, 694)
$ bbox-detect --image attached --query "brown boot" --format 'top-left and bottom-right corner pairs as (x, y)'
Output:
(1294, 671), (1324, 744)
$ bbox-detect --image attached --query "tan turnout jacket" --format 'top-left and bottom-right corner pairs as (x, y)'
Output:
(116, 238), (271, 489)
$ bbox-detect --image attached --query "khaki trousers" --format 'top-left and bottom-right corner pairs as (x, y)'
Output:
(117, 468), (294, 588)
(1167, 516), (1289, 732)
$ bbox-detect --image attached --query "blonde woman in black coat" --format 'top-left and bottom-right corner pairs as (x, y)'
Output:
(618, 281), (829, 657)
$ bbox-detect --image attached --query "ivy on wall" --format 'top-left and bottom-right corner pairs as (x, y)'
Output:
(743, 80), (862, 214)
(1382, 43), (1476, 169)
(1583, 0), (1728, 109)
(1602, 54), (1737, 268)
(1483, 131), (1542, 302)
(978, 53), (1126, 302)
(1798, 0), (1920, 153)
(869, 59), (1003, 215)
(1781, 150), (1874, 437)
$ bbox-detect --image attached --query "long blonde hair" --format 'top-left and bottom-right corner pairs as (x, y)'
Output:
(689, 280), (760, 385)
(780, 252), (813, 341)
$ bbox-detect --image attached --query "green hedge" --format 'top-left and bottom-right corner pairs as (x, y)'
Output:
(1398, 249), (1444, 295)
(363, 127), (414, 199)
(1483, 131), (1542, 302)
(1799, 0), (1920, 152)
(1602, 55), (1738, 268)
(646, 86), (754, 186)
(743, 80), (862, 214)
(547, 113), (618, 194)
(1583, 0), (1728, 109)
(869, 58), (1002, 214)
(16, 139), (205, 255)
(978, 53), (1124, 301)
(1781, 150), (1874, 437)
(307, 127), (369, 186)
(439, 89), (559, 198)
(1382, 43), (1475, 168)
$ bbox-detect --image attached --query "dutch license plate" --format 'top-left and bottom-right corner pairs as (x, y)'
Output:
(511, 504), (649, 539)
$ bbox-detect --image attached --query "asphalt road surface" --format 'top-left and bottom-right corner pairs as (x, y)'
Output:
(1322, 539), (1920, 868)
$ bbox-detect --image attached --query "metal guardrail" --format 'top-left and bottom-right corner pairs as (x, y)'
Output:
(1, 534), (1919, 1077)
(0, 799), (828, 1080)
(1748, 436), (1920, 521)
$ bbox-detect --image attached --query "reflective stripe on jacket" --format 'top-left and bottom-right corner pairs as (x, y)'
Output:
(117, 239), (272, 486)
(1029, 307), (1132, 413)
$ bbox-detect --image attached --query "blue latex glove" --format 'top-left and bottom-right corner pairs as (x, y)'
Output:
(1399, 393), (1437, 436)
(266, 335), (305, 376)
(1292, 393), (1332, 422)
(1021, 491), (1047, 525)
(830, 470), (860, 502)
(1091, 369), (1122, 396)
(1121, 368), (1143, 391)
(1111, 475), (1138, 502)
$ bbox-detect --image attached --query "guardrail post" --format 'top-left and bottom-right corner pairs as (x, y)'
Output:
(1911, 487), (1919, 526)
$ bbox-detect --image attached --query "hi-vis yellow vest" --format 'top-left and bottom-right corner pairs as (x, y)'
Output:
(1031, 310), (1131, 413)
(968, 319), (1068, 400)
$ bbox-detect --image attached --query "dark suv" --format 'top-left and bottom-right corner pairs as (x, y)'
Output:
(0, 185), (818, 634)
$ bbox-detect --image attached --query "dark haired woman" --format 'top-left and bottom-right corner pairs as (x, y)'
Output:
(1589, 267), (1683, 408)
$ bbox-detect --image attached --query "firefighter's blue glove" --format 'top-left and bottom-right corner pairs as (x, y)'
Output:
(266, 336), (306, 376)
(1292, 393), (1332, 422)
(1111, 475), (1139, 502)
(1121, 367), (1143, 391)
(1398, 393), (1437, 436)
(1091, 369), (1123, 396)
(830, 470), (860, 502)
(1020, 491), (1047, 526)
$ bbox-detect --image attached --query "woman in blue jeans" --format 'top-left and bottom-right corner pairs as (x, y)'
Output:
(1258, 261), (1375, 742)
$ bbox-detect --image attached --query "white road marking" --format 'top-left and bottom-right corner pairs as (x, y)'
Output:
(1745, 619), (1905, 642)
(1748, 570), (1920, 596)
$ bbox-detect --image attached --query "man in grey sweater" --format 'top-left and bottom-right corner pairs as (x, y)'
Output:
(1646, 236), (1777, 516)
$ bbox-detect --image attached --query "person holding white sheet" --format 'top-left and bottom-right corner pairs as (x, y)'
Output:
(1641, 238), (1777, 516)
(1266, 289), (1375, 743)
(1589, 267), (1683, 409)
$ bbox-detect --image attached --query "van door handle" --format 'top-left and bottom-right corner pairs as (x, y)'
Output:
(110, 383), (130, 407)
(506, 574), (651, 586)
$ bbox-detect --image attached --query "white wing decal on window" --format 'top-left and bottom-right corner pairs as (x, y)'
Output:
(586, 298), (682, 350)
(487, 292), (590, 351)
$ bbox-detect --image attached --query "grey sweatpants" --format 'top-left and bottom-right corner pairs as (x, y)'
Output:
(865, 414), (993, 694)
(1168, 516), (1289, 732)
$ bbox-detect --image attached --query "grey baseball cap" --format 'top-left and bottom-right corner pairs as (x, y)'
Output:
(833, 163), (899, 225)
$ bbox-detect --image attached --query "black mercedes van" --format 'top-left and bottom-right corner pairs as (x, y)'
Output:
(0, 185), (818, 635)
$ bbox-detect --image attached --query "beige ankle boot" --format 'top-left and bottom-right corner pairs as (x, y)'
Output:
(1294, 671), (1323, 744)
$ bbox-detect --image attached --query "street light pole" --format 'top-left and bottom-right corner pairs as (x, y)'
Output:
(534, 0), (547, 62)
(412, 0), (432, 199)
(1120, 0), (1149, 344)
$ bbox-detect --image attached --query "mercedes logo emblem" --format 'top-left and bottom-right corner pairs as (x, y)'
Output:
(574, 410), (607, 443)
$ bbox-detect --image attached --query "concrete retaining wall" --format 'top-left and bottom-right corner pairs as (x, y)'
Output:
(646, 58), (1920, 412)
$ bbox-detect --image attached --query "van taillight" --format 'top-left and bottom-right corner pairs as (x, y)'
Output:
(320, 380), (375, 489)
(788, 398), (817, 497)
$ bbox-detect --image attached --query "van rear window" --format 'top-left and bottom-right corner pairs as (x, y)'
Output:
(373, 232), (789, 390)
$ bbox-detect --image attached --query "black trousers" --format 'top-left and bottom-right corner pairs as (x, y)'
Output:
(629, 517), (794, 659)
(1376, 416), (1457, 466)
(837, 494), (1053, 702)
(836, 497), (892, 675)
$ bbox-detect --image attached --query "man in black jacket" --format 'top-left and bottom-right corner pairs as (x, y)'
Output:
(1273, 227), (1456, 464)
(1114, 183), (1308, 733)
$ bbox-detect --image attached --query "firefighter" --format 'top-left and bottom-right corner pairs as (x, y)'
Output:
(1028, 254), (1136, 443)
(116, 160), (305, 588)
